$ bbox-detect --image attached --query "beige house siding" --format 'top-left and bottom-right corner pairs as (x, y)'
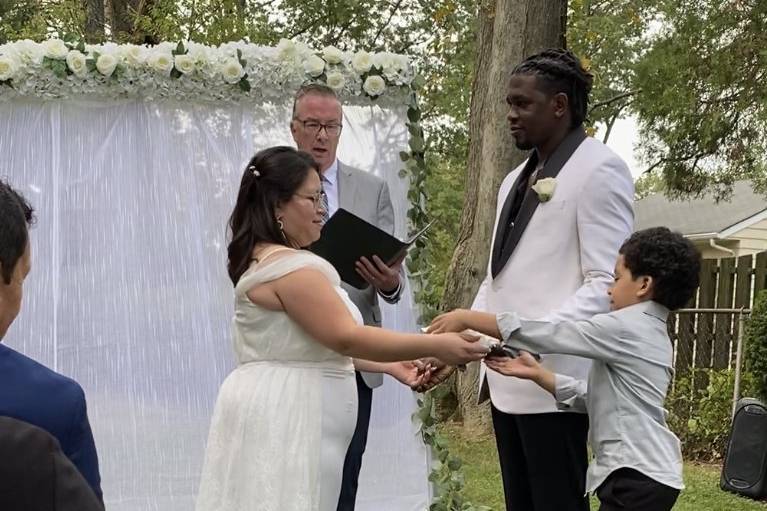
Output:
(693, 239), (741, 260)
(732, 218), (767, 253)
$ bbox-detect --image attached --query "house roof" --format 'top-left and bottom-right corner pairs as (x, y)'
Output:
(634, 180), (767, 236)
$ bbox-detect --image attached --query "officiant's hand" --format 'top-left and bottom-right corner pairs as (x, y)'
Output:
(355, 254), (404, 293)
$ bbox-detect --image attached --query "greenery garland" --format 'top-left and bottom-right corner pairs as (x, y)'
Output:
(402, 77), (489, 511)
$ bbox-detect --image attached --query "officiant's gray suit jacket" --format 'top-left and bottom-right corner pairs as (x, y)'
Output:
(337, 161), (403, 389)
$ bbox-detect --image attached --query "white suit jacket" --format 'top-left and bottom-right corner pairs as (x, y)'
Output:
(474, 131), (634, 414)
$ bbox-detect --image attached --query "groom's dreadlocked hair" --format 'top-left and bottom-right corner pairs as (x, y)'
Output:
(512, 48), (593, 128)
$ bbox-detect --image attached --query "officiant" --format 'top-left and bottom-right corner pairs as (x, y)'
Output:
(289, 84), (414, 510)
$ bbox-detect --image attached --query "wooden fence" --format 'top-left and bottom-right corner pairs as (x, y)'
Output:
(668, 251), (767, 373)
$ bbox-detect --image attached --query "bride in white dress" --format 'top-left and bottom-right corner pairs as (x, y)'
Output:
(196, 147), (488, 511)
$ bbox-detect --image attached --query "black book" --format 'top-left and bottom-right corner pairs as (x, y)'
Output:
(310, 208), (433, 289)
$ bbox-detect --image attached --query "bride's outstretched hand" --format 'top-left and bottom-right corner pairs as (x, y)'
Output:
(432, 332), (488, 366)
(413, 358), (455, 393)
(388, 361), (433, 389)
(427, 309), (469, 334)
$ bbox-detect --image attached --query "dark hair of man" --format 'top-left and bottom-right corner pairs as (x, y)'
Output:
(291, 83), (339, 119)
(0, 179), (35, 285)
(227, 146), (319, 285)
(619, 227), (702, 311)
(511, 48), (594, 128)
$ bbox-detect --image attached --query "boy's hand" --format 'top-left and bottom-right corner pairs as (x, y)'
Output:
(485, 351), (543, 382)
(427, 309), (469, 334)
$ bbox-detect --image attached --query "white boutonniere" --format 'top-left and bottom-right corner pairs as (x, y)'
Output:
(532, 177), (557, 202)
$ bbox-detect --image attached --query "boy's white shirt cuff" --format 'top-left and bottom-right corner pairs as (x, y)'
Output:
(496, 312), (521, 340)
(553, 373), (587, 412)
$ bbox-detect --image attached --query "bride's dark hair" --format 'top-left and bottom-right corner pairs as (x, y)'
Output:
(227, 146), (318, 285)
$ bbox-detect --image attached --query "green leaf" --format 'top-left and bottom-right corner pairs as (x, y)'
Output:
(238, 76), (251, 92)
(409, 136), (425, 152)
(76, 41), (85, 53)
(399, 151), (411, 162)
(411, 74), (426, 90)
(407, 107), (421, 123)
(170, 68), (182, 79)
(86, 59), (96, 72)
(398, 169), (408, 178)
(174, 41), (185, 56)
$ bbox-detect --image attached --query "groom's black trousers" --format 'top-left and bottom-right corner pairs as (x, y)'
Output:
(337, 371), (373, 511)
(491, 405), (589, 511)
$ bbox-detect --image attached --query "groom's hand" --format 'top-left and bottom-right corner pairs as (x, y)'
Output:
(413, 358), (456, 393)
(355, 254), (403, 293)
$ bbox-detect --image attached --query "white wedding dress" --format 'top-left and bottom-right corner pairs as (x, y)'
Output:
(196, 249), (361, 511)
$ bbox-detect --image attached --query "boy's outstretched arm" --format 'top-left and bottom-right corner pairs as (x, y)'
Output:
(485, 352), (588, 413)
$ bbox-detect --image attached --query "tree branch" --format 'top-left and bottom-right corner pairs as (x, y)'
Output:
(371, 0), (405, 48)
(590, 89), (642, 111)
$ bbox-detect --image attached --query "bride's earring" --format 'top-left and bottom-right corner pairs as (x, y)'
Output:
(277, 218), (288, 244)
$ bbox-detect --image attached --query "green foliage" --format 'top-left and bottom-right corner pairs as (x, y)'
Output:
(745, 290), (767, 402)
(666, 368), (757, 461)
(632, 0), (767, 199)
(416, 390), (491, 511)
(568, 0), (660, 139)
(633, 169), (666, 199)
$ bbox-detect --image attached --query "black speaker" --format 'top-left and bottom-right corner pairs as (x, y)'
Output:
(721, 398), (767, 499)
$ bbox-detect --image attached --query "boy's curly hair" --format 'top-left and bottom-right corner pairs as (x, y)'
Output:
(619, 227), (701, 310)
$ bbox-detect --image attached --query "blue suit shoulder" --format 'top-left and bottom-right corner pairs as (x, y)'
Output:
(0, 344), (85, 406)
(0, 344), (102, 500)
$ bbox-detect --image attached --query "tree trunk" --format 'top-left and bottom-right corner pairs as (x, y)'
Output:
(84, 0), (105, 42)
(440, 0), (567, 430)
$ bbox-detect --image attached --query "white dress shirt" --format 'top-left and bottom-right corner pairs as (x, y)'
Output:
(496, 300), (684, 493)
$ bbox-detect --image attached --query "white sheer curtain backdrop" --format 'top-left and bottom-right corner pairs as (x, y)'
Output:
(0, 98), (430, 511)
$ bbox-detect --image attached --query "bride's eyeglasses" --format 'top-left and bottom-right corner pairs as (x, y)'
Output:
(294, 190), (326, 210)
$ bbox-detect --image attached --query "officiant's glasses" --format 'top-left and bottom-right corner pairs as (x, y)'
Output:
(295, 118), (343, 137)
(294, 190), (327, 210)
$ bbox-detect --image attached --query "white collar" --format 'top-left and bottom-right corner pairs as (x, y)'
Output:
(322, 159), (339, 185)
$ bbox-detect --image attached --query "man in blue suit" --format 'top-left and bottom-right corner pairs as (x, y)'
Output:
(0, 179), (103, 503)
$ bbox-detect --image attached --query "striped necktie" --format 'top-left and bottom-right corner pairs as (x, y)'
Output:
(320, 188), (330, 223)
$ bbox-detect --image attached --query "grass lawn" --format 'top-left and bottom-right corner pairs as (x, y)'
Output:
(441, 423), (767, 511)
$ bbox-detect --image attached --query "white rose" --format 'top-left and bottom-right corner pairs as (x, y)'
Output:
(148, 51), (174, 75)
(351, 50), (372, 73)
(325, 71), (345, 91)
(394, 54), (410, 71)
(372, 52), (396, 72)
(220, 58), (244, 84)
(322, 46), (344, 64)
(41, 39), (68, 59)
(302, 55), (325, 77)
(96, 53), (118, 76)
(0, 53), (19, 81)
(122, 45), (145, 66)
(276, 38), (297, 61)
(174, 54), (195, 74)
(66, 50), (88, 78)
(362, 75), (386, 97)
(13, 40), (44, 65)
(531, 177), (557, 202)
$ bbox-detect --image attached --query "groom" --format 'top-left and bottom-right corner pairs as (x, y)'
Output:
(428, 49), (634, 510)
(479, 49), (633, 511)
(290, 84), (407, 510)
